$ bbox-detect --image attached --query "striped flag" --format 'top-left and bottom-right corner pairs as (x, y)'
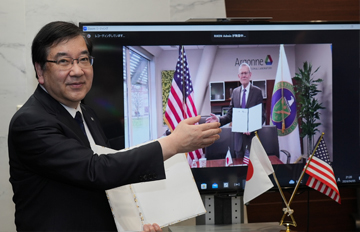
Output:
(243, 146), (250, 165)
(270, 44), (301, 163)
(305, 137), (341, 204)
(164, 46), (204, 165)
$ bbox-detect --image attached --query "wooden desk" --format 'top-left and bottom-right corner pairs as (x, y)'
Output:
(169, 222), (285, 232)
(196, 156), (283, 168)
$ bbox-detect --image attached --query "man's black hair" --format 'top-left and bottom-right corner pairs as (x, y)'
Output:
(31, 21), (92, 79)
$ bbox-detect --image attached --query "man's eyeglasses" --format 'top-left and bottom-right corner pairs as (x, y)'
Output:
(46, 55), (94, 70)
(240, 72), (249, 76)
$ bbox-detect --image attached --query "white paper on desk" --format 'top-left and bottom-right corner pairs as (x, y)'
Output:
(232, 103), (262, 133)
(91, 144), (206, 232)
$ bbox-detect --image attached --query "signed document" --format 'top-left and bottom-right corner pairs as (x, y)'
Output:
(232, 103), (262, 133)
(91, 144), (206, 232)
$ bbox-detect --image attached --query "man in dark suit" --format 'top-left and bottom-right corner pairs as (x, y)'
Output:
(8, 21), (221, 232)
(206, 63), (265, 159)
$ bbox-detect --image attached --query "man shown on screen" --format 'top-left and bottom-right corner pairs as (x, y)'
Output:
(206, 63), (265, 159)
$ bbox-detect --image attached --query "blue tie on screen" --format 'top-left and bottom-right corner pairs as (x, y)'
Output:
(74, 111), (87, 137)
(242, 89), (246, 108)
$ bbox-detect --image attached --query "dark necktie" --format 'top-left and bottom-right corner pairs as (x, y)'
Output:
(242, 88), (247, 108)
(74, 111), (87, 136)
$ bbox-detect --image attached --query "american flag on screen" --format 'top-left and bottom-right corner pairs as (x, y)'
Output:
(164, 46), (204, 165)
(305, 136), (341, 204)
(243, 147), (250, 165)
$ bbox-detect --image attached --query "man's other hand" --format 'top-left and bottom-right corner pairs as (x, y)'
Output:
(143, 223), (162, 232)
(205, 113), (219, 123)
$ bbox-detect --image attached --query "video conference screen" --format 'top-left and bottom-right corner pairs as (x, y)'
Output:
(80, 22), (360, 194)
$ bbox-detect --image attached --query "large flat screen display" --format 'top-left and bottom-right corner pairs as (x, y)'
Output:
(80, 21), (360, 195)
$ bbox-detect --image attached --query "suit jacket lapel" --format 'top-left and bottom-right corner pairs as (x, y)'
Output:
(34, 85), (109, 148)
(58, 113), (91, 147)
(246, 85), (255, 108)
(232, 87), (241, 108)
(34, 85), (91, 147)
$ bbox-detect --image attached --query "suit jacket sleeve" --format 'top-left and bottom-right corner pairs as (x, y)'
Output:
(218, 86), (241, 126)
(250, 85), (266, 124)
(9, 88), (165, 191)
(218, 85), (265, 126)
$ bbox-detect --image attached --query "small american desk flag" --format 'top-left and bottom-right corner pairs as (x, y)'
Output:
(164, 46), (203, 165)
(305, 136), (341, 204)
(243, 146), (250, 165)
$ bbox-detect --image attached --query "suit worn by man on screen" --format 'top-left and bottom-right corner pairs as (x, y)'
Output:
(206, 63), (265, 159)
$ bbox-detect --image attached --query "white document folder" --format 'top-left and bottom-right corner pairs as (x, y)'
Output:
(232, 103), (262, 133)
(91, 144), (206, 231)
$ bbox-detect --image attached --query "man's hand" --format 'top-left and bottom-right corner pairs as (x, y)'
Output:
(142, 223), (162, 232)
(205, 113), (219, 123)
(159, 115), (221, 160)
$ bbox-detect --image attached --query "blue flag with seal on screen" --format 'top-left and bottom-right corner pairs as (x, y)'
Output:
(270, 44), (301, 164)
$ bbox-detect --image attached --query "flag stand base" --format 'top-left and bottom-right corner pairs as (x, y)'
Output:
(280, 223), (296, 232)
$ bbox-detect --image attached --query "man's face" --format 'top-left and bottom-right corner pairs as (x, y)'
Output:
(238, 65), (252, 88)
(36, 35), (93, 109)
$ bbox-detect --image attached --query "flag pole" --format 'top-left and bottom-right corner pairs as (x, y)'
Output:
(179, 45), (189, 161)
(287, 132), (325, 206)
(180, 46), (187, 120)
(279, 133), (324, 230)
(255, 131), (296, 228)
(255, 132), (289, 206)
(280, 46), (286, 133)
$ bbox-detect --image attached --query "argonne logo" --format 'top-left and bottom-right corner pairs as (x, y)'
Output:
(265, 55), (273, 65)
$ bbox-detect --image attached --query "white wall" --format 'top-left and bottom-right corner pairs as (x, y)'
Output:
(0, 1), (226, 231)
(295, 44), (333, 156)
